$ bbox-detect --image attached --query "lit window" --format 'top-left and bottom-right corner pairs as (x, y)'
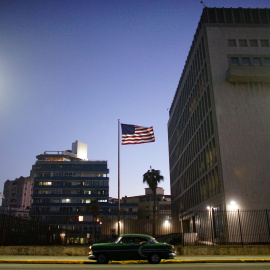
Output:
(78, 216), (84, 222)
(44, 182), (52, 186)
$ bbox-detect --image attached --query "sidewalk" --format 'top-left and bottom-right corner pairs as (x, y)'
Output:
(0, 255), (270, 264)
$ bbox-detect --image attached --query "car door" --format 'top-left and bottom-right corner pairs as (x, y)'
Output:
(128, 237), (148, 260)
(107, 236), (134, 260)
(115, 236), (147, 260)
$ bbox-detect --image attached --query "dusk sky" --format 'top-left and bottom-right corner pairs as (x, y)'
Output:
(1, 0), (269, 200)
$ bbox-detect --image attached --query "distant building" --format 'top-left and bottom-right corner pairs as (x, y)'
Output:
(2, 176), (33, 218)
(30, 141), (109, 244)
(104, 187), (172, 236)
(168, 7), (270, 214)
(121, 187), (171, 219)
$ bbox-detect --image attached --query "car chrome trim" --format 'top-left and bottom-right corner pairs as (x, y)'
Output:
(88, 255), (96, 260)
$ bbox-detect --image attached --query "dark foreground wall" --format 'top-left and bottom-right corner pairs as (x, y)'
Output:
(0, 246), (270, 256)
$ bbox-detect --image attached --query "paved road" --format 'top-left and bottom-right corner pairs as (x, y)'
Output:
(1, 263), (270, 269)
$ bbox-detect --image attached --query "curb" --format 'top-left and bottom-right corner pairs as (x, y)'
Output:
(1, 259), (270, 264)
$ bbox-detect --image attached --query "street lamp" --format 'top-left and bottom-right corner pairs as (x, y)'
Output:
(228, 200), (238, 210)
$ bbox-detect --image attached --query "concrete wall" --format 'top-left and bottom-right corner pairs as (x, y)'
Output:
(207, 26), (270, 210)
(178, 246), (270, 256)
(0, 246), (89, 256)
(0, 245), (270, 256)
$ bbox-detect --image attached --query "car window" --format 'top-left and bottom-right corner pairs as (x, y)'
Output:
(148, 237), (158, 244)
(133, 237), (146, 244)
(121, 237), (133, 244)
(115, 235), (158, 244)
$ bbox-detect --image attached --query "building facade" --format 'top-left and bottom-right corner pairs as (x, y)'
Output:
(168, 8), (270, 214)
(121, 187), (171, 219)
(103, 187), (173, 237)
(2, 176), (33, 218)
(31, 141), (109, 243)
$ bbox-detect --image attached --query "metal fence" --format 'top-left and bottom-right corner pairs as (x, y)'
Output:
(0, 209), (270, 246)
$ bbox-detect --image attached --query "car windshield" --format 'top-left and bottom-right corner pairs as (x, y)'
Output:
(114, 237), (122, 243)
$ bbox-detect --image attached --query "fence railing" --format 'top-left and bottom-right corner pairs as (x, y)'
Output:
(0, 209), (270, 246)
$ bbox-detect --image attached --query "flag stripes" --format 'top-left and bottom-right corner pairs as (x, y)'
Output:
(121, 124), (155, 145)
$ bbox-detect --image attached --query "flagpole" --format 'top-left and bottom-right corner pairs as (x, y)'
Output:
(118, 119), (121, 236)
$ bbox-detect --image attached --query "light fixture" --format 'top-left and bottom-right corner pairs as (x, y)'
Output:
(229, 200), (238, 210)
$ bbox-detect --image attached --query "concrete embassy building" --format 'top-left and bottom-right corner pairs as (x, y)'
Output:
(168, 8), (270, 214)
(31, 141), (109, 243)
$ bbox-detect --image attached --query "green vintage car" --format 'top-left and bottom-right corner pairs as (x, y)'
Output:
(88, 234), (176, 264)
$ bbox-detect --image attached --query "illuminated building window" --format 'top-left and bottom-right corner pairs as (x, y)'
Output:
(78, 216), (84, 222)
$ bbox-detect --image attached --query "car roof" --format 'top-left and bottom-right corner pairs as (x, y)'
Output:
(120, 234), (153, 239)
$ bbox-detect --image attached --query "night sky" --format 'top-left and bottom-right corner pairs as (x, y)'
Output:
(1, 0), (269, 200)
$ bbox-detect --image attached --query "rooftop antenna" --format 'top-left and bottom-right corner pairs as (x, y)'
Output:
(200, 1), (206, 7)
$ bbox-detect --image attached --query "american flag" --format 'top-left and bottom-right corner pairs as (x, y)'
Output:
(121, 124), (155, 145)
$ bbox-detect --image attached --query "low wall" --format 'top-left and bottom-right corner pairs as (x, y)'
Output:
(178, 246), (270, 256)
(1, 245), (270, 256)
(0, 246), (89, 256)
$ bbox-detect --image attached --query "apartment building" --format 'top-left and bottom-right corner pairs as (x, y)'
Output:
(31, 141), (109, 243)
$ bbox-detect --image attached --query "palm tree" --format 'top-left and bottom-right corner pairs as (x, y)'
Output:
(143, 167), (164, 237)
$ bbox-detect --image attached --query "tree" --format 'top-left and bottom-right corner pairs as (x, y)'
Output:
(143, 167), (164, 237)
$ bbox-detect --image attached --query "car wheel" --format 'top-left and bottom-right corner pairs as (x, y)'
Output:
(148, 253), (161, 264)
(97, 253), (109, 264)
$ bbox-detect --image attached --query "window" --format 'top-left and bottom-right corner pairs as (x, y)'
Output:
(239, 40), (248, 47)
(231, 57), (239, 65)
(264, 58), (270, 66)
(98, 199), (107, 202)
(249, 40), (258, 47)
(242, 57), (250, 65)
(253, 58), (261, 66)
(41, 182), (52, 186)
(78, 216), (84, 222)
(261, 40), (269, 47)
(228, 39), (237, 47)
